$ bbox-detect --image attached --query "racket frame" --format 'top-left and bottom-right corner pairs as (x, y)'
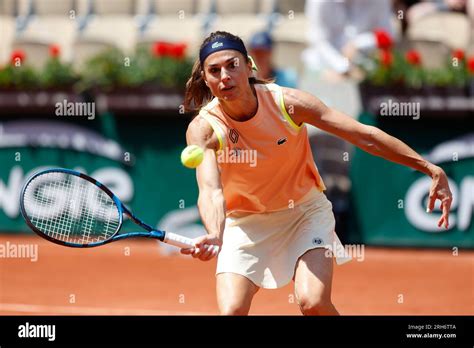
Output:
(20, 168), (170, 248)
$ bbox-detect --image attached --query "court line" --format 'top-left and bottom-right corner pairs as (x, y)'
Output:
(0, 303), (215, 315)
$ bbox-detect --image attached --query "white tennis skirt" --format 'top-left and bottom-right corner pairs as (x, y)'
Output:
(216, 187), (351, 289)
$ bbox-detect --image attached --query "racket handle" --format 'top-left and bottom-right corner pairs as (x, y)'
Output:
(163, 232), (195, 248)
(163, 232), (220, 254)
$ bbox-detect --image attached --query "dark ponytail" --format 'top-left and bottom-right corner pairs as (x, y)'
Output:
(184, 31), (273, 114)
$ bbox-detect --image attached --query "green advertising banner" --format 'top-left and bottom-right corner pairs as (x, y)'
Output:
(0, 114), (207, 253)
(349, 113), (473, 248)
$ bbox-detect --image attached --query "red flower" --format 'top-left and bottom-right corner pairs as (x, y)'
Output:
(380, 49), (393, 67)
(374, 29), (393, 50)
(153, 41), (187, 59)
(153, 41), (169, 57)
(405, 50), (421, 66)
(170, 43), (187, 59)
(10, 50), (26, 65)
(468, 56), (474, 74)
(49, 44), (61, 58)
(452, 49), (465, 61)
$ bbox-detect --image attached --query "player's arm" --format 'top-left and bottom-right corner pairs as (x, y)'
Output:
(282, 87), (453, 229)
(182, 115), (225, 261)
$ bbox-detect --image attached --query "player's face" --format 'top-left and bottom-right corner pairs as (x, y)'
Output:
(202, 50), (253, 101)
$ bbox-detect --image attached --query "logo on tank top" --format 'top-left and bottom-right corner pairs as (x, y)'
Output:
(312, 238), (323, 245)
(277, 137), (287, 145)
(229, 129), (239, 144)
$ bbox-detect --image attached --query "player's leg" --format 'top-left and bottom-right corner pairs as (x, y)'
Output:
(293, 247), (339, 315)
(216, 272), (259, 315)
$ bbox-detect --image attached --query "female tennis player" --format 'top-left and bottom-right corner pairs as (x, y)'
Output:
(181, 31), (452, 315)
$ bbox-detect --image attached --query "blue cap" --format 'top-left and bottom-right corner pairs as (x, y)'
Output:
(249, 31), (273, 50)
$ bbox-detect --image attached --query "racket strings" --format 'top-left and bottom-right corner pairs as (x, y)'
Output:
(23, 172), (120, 245)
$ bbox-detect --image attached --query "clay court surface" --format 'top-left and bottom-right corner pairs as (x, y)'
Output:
(1, 235), (472, 315)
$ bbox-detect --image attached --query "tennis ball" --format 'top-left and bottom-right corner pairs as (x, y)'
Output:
(181, 145), (204, 168)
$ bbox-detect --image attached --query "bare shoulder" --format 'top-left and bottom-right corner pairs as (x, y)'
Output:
(281, 86), (329, 124)
(186, 114), (220, 151)
(281, 86), (301, 104)
(281, 86), (327, 113)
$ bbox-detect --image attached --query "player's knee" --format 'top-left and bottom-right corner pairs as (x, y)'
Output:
(219, 302), (250, 316)
(297, 294), (333, 316)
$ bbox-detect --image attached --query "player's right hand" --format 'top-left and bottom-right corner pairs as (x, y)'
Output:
(180, 234), (222, 261)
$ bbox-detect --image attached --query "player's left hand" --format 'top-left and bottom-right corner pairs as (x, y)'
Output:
(427, 166), (453, 229)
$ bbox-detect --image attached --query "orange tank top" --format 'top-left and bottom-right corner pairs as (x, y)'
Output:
(199, 83), (326, 216)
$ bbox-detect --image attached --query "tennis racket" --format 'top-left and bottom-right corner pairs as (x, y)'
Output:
(20, 168), (218, 254)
